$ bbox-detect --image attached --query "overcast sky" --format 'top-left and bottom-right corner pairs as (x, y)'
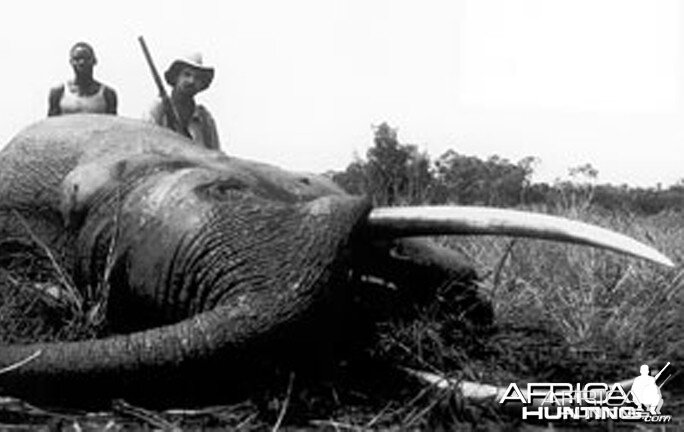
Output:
(2, 0), (683, 186)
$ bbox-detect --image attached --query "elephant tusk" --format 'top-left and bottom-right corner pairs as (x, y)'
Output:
(367, 206), (674, 267)
(402, 367), (507, 401)
(403, 368), (634, 407)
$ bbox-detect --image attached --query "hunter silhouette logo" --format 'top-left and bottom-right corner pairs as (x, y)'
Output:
(498, 362), (673, 423)
(631, 363), (666, 415)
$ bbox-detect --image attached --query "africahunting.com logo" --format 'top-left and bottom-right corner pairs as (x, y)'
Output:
(499, 363), (674, 424)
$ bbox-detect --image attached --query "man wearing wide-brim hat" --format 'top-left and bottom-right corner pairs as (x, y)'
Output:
(144, 52), (220, 150)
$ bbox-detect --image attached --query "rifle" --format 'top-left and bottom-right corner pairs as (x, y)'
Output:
(138, 36), (188, 137)
(654, 362), (672, 389)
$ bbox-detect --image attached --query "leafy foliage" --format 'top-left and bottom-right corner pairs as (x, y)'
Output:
(333, 123), (433, 205)
(333, 122), (684, 214)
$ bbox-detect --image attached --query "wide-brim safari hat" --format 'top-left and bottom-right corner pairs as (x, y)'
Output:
(164, 52), (215, 91)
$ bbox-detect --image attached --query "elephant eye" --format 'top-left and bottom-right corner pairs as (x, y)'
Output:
(196, 179), (248, 200)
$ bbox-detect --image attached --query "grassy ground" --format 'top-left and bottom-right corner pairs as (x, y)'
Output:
(0, 204), (682, 430)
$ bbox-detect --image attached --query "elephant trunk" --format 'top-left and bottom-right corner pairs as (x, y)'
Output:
(0, 195), (372, 400)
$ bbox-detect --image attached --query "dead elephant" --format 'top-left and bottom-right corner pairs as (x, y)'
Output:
(0, 115), (672, 403)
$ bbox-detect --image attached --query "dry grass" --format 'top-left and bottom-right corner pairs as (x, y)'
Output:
(0, 212), (110, 345)
(0, 203), (683, 430)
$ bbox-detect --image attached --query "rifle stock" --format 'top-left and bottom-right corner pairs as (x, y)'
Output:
(138, 36), (188, 136)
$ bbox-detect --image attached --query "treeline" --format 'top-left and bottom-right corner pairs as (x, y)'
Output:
(330, 123), (684, 214)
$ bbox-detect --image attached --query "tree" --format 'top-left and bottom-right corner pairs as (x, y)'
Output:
(331, 156), (367, 196)
(365, 123), (410, 205)
(554, 163), (599, 211)
(432, 151), (536, 206)
(338, 122), (433, 205)
(333, 123), (539, 208)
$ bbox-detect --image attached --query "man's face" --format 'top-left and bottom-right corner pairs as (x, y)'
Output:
(175, 67), (203, 96)
(70, 46), (95, 76)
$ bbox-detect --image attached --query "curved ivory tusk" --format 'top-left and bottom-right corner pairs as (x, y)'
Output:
(367, 206), (674, 267)
(404, 368), (634, 406)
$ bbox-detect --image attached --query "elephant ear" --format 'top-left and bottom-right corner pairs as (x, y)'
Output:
(59, 159), (126, 228)
(59, 154), (202, 229)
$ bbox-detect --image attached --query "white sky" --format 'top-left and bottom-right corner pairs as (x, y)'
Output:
(2, 0), (683, 187)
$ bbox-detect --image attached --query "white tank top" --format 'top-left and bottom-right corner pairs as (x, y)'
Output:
(59, 82), (108, 114)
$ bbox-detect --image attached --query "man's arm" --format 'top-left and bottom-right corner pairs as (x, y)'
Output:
(201, 107), (221, 150)
(47, 85), (64, 117)
(104, 87), (118, 115)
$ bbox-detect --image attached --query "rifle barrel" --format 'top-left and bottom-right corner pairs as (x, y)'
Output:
(137, 36), (186, 135)
(654, 362), (670, 382)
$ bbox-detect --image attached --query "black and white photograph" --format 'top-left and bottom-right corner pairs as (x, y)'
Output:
(0, 1), (681, 429)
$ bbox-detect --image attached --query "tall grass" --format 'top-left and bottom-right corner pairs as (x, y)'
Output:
(363, 202), (684, 428)
(0, 211), (112, 345)
(460, 204), (684, 381)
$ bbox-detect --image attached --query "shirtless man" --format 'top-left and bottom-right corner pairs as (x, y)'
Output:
(48, 42), (118, 116)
